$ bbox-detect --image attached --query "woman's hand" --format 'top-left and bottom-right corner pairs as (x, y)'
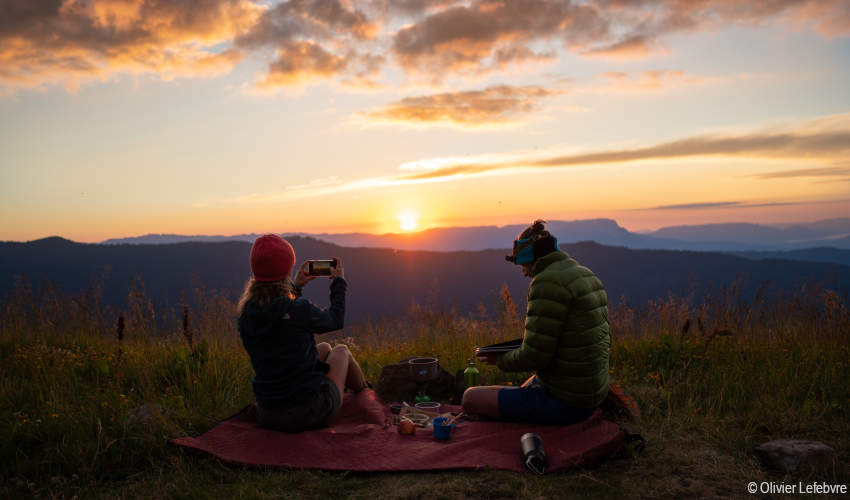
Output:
(330, 258), (344, 279)
(294, 261), (317, 288)
(476, 352), (501, 366)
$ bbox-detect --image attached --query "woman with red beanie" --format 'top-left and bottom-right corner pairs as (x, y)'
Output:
(237, 234), (367, 432)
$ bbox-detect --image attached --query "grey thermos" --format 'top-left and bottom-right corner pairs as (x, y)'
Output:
(520, 432), (547, 475)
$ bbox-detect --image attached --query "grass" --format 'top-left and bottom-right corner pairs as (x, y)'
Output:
(1, 279), (848, 498)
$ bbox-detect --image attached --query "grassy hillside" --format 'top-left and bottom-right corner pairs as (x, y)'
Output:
(1, 281), (848, 498)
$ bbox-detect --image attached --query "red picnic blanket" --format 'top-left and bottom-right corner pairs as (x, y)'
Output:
(171, 389), (626, 472)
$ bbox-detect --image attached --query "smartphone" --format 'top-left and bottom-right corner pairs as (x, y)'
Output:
(307, 259), (337, 276)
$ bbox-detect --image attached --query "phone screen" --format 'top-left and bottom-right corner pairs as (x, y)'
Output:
(308, 260), (335, 276)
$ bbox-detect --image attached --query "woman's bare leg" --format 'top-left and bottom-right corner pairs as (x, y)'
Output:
(325, 345), (351, 403)
(316, 342), (331, 362)
(461, 386), (509, 419)
(325, 344), (368, 400)
(344, 351), (368, 392)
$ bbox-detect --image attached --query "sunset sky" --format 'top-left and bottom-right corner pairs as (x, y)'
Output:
(1, 0), (849, 242)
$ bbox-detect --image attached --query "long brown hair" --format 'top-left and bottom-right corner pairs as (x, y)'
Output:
(236, 276), (293, 316)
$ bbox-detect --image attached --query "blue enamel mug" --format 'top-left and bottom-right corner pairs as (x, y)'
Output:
(432, 417), (456, 441)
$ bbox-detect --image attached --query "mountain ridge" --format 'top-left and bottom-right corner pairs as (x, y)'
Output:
(3, 237), (848, 323)
(95, 217), (850, 251)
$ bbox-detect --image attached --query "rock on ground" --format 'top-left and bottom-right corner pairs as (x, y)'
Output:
(754, 439), (837, 475)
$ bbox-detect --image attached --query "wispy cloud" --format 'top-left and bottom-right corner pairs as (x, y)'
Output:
(589, 70), (721, 93)
(646, 201), (743, 210)
(640, 201), (797, 211)
(753, 166), (850, 179)
(356, 85), (563, 128)
(394, 116), (850, 182)
(223, 113), (850, 203)
(582, 35), (666, 61)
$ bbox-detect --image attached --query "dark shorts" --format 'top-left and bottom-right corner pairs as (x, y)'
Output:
(256, 379), (341, 433)
(498, 376), (595, 426)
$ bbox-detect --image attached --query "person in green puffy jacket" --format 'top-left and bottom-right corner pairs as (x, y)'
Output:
(462, 219), (610, 425)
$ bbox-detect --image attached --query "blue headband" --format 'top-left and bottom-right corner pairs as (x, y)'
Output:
(509, 236), (558, 265)
(513, 237), (535, 264)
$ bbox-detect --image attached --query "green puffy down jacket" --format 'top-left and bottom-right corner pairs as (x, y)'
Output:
(497, 250), (610, 409)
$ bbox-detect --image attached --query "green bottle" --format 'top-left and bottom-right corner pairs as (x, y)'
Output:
(463, 359), (479, 388)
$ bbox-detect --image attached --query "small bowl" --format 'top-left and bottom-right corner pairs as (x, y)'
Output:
(414, 401), (441, 415)
(432, 417), (456, 441)
(407, 412), (429, 427)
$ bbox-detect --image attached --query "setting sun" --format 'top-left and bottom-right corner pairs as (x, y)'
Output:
(398, 211), (420, 232)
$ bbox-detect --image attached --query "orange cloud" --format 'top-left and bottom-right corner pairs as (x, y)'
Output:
(1, 0), (848, 93)
(590, 70), (718, 93)
(754, 166), (850, 179)
(786, 0), (850, 38)
(583, 35), (666, 60)
(235, 0), (381, 90)
(254, 41), (348, 89)
(0, 0), (261, 92)
(359, 85), (562, 128)
(390, 0), (850, 77)
(640, 201), (797, 211)
(391, 0), (611, 76)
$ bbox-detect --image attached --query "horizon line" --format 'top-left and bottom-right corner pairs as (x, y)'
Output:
(6, 215), (850, 245)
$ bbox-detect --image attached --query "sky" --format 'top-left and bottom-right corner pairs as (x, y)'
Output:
(1, 0), (849, 243)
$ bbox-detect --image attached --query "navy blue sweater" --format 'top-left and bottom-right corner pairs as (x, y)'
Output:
(238, 277), (347, 408)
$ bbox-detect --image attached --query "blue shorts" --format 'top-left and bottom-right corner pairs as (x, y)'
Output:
(498, 376), (595, 426)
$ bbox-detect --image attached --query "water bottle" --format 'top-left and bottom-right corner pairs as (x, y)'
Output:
(520, 433), (547, 475)
(463, 358), (479, 388)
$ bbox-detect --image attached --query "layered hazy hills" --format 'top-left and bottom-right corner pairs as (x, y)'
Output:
(2, 236), (848, 323)
(649, 219), (850, 247)
(99, 218), (850, 254)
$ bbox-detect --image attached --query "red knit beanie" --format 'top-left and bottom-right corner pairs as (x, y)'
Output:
(250, 234), (295, 282)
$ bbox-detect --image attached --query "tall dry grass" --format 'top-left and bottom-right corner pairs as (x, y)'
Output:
(1, 277), (848, 495)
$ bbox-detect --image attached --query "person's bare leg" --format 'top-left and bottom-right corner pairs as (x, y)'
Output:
(324, 345), (351, 405)
(461, 386), (508, 419)
(316, 342), (331, 362)
(344, 350), (368, 392)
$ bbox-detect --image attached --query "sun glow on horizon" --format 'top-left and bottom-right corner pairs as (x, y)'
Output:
(397, 211), (420, 232)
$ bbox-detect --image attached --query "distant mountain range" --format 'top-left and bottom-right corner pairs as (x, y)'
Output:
(2, 237), (848, 324)
(731, 247), (850, 268)
(98, 218), (850, 254)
